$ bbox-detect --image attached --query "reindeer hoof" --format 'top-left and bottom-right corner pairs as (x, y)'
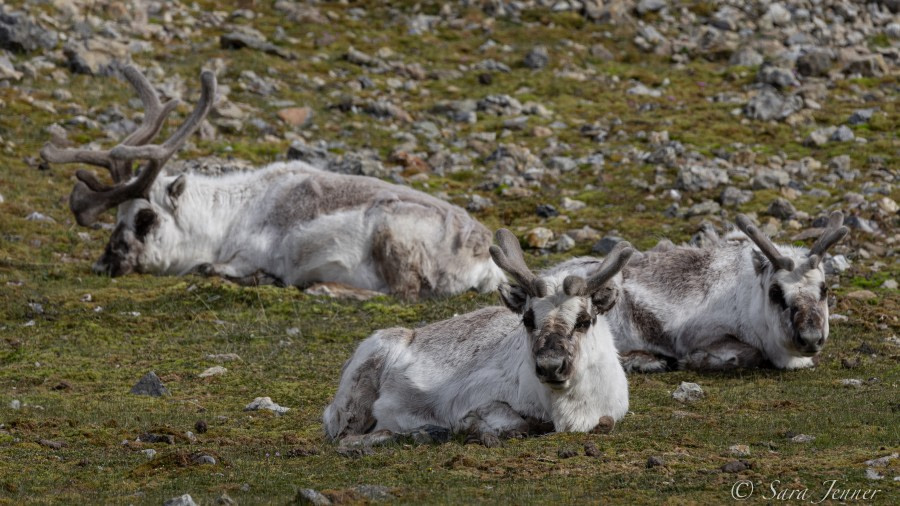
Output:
(590, 416), (615, 434)
(480, 434), (502, 448)
(195, 263), (216, 276)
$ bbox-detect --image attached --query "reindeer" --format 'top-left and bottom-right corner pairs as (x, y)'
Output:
(40, 66), (504, 300)
(323, 229), (633, 446)
(599, 213), (849, 372)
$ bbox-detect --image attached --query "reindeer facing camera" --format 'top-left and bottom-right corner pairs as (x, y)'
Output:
(599, 212), (849, 372)
(40, 66), (504, 300)
(324, 230), (633, 446)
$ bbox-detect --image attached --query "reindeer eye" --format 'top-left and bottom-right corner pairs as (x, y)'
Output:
(522, 309), (535, 331)
(819, 284), (827, 300)
(769, 284), (787, 309)
(574, 316), (592, 332)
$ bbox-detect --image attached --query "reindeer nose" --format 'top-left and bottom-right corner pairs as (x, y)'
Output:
(796, 330), (825, 353)
(535, 356), (567, 383)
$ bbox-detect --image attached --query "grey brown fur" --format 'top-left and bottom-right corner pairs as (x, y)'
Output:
(598, 212), (849, 372)
(39, 66), (505, 300)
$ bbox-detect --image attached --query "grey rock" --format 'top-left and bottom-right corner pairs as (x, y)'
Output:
(0, 9), (58, 52)
(719, 186), (753, 207)
(9, 399), (20, 410)
(353, 485), (394, 501)
(865, 453), (898, 468)
(766, 198), (796, 220)
(646, 455), (665, 468)
(556, 235), (576, 252)
(244, 396), (290, 415)
(130, 372), (169, 397)
(721, 460), (751, 473)
(536, 204), (559, 218)
(0, 52), (22, 81)
(865, 468), (884, 480)
(744, 86), (803, 121)
(523, 46), (550, 69)
(848, 108), (875, 125)
(672, 381), (704, 402)
(790, 434), (815, 443)
(843, 55), (888, 77)
(473, 58), (511, 73)
(804, 127), (836, 147)
(729, 47), (763, 67)
(627, 83), (661, 97)
(757, 65), (799, 89)
(592, 236), (625, 255)
(796, 50), (833, 77)
(329, 152), (388, 178)
(829, 125), (855, 142)
(63, 39), (129, 76)
(25, 212), (55, 223)
(141, 448), (156, 459)
(407, 14), (440, 36)
(546, 156), (576, 172)
(684, 200), (721, 217)
(589, 43), (615, 60)
(466, 194), (493, 212)
(164, 494), (198, 506)
(287, 142), (331, 169)
(477, 94), (523, 116)
(221, 31), (295, 59)
(676, 165), (729, 192)
(636, 0), (667, 15)
(751, 169), (790, 190)
(191, 454), (216, 465)
(296, 489), (332, 505)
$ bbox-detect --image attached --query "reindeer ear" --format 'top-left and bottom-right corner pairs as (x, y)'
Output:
(134, 208), (158, 240)
(498, 283), (528, 313)
(167, 175), (187, 200)
(751, 249), (768, 276)
(590, 284), (620, 315)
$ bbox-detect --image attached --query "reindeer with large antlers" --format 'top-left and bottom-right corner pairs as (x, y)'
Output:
(324, 229), (633, 445)
(599, 212), (849, 372)
(40, 66), (505, 300)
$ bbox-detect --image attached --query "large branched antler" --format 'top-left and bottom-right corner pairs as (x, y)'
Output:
(490, 228), (548, 297)
(39, 65), (217, 226)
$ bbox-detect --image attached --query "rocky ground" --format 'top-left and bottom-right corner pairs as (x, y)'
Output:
(0, 0), (897, 504)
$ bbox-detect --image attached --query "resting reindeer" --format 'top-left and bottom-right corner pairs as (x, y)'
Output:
(324, 229), (633, 446)
(39, 66), (503, 300)
(600, 212), (849, 372)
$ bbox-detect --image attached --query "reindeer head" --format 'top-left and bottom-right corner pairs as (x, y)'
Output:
(40, 66), (216, 276)
(736, 212), (849, 356)
(490, 229), (633, 389)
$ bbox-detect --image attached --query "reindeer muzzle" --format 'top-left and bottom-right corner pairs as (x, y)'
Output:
(535, 351), (569, 387)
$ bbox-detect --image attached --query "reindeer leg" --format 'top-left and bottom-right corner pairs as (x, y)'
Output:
(620, 350), (672, 373)
(191, 263), (284, 287)
(461, 401), (530, 448)
(371, 222), (427, 300)
(679, 336), (765, 371)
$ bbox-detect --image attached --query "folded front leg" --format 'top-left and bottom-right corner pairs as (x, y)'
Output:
(461, 401), (530, 448)
(679, 336), (765, 371)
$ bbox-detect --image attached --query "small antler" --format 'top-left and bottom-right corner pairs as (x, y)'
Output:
(40, 66), (217, 226)
(808, 211), (849, 259)
(490, 229), (547, 297)
(585, 241), (634, 294)
(735, 214), (795, 271)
